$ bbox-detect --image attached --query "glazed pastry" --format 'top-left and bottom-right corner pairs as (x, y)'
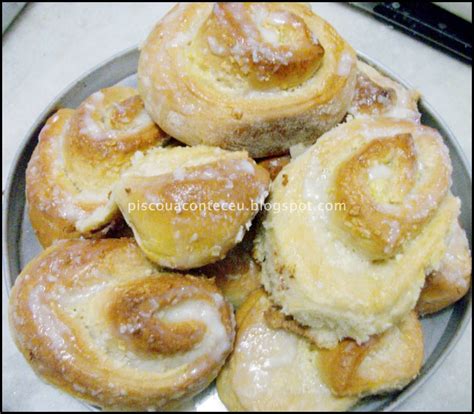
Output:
(265, 305), (423, 397)
(317, 311), (423, 397)
(138, 3), (357, 158)
(26, 87), (167, 247)
(112, 145), (270, 269)
(9, 239), (235, 411)
(258, 155), (291, 181)
(218, 290), (423, 410)
(417, 220), (472, 315)
(193, 228), (262, 308)
(348, 60), (420, 122)
(217, 290), (357, 411)
(256, 118), (460, 347)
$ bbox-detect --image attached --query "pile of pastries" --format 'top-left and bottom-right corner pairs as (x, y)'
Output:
(9, 3), (471, 412)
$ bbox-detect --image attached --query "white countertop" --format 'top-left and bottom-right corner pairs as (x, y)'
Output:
(2, 3), (472, 411)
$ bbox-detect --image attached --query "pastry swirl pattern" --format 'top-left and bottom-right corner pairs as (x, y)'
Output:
(333, 131), (451, 260)
(217, 290), (423, 411)
(256, 118), (462, 347)
(9, 239), (235, 411)
(26, 87), (167, 247)
(138, 3), (357, 157)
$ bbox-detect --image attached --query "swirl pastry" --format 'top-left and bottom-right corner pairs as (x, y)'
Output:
(317, 311), (423, 397)
(256, 118), (461, 347)
(348, 60), (421, 122)
(217, 290), (356, 411)
(264, 306), (423, 397)
(9, 238), (235, 411)
(193, 228), (262, 308)
(26, 87), (167, 247)
(217, 290), (423, 410)
(112, 145), (270, 269)
(417, 220), (472, 315)
(138, 3), (357, 158)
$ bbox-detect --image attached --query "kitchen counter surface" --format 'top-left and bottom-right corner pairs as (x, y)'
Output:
(2, 3), (472, 411)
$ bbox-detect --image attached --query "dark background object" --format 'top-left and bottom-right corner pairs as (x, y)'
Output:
(350, 2), (472, 64)
(2, 3), (26, 34)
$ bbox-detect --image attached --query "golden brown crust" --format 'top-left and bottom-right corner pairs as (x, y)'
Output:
(348, 60), (420, 122)
(113, 146), (270, 269)
(203, 3), (325, 89)
(417, 220), (472, 315)
(417, 271), (470, 315)
(9, 238), (235, 411)
(333, 132), (451, 260)
(138, 3), (357, 158)
(64, 91), (164, 190)
(318, 311), (423, 397)
(26, 87), (168, 247)
(264, 305), (423, 399)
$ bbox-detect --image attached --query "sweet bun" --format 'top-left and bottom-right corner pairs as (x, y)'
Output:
(218, 290), (423, 410)
(9, 238), (235, 411)
(112, 145), (270, 269)
(348, 60), (420, 122)
(318, 311), (423, 397)
(138, 3), (357, 158)
(26, 87), (167, 247)
(256, 118), (461, 347)
(264, 306), (423, 397)
(417, 220), (472, 315)
(217, 290), (357, 411)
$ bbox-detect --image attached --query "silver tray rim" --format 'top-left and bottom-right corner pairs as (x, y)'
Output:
(2, 45), (472, 412)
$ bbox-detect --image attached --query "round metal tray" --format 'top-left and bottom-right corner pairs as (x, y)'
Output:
(3, 47), (472, 412)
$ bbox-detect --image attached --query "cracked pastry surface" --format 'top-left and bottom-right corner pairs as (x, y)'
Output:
(9, 238), (235, 411)
(26, 87), (167, 247)
(256, 118), (462, 347)
(138, 2), (357, 158)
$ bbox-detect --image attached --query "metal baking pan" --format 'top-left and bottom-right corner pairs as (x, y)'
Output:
(3, 46), (472, 412)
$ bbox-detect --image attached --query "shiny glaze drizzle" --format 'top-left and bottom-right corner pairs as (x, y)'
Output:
(202, 2), (325, 89)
